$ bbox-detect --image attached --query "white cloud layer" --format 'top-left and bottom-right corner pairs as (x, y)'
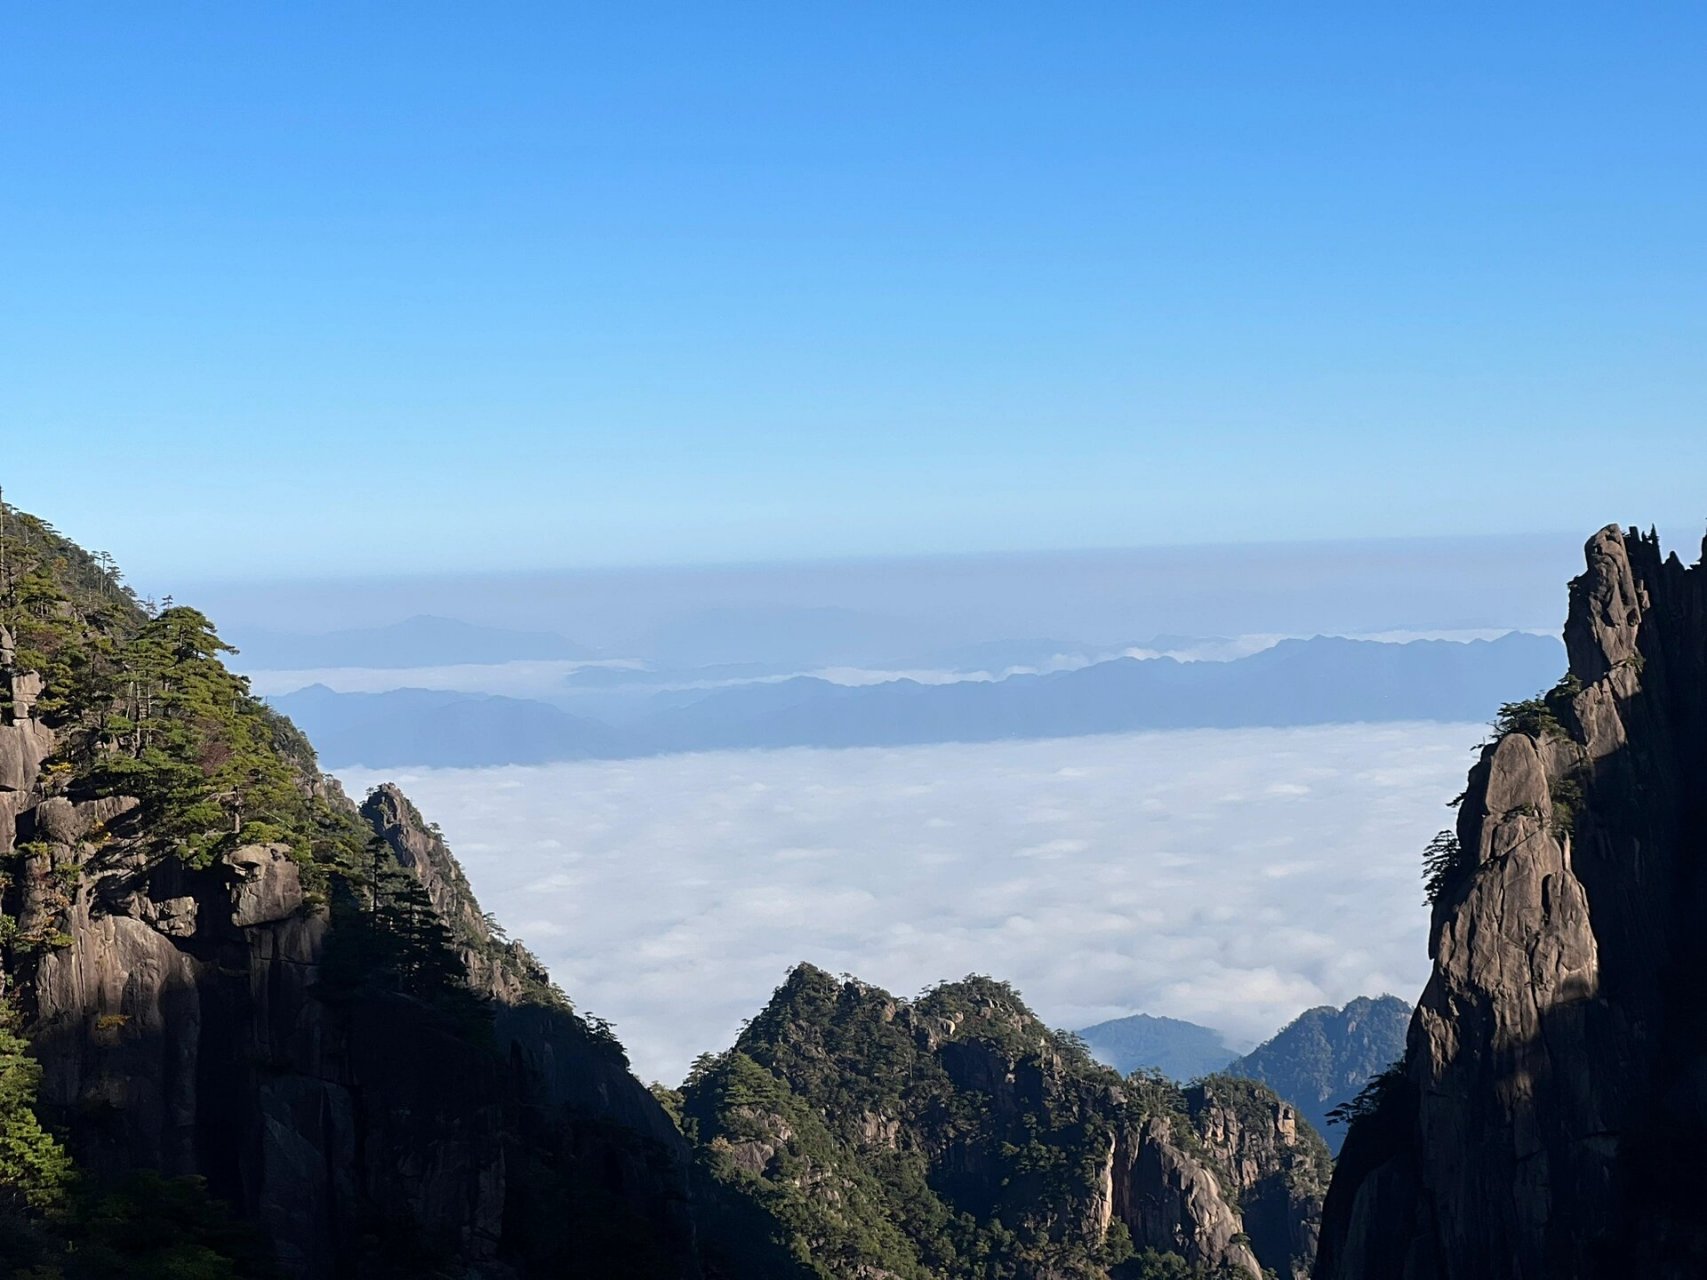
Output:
(339, 723), (1478, 1085)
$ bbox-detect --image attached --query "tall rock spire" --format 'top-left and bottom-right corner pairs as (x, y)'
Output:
(1316, 525), (1707, 1280)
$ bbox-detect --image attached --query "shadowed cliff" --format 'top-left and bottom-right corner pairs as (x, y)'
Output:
(1316, 525), (1707, 1280)
(0, 505), (698, 1277)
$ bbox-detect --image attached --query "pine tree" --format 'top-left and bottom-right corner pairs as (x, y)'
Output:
(0, 1018), (72, 1215)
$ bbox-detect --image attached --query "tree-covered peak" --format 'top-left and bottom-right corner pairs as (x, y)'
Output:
(743, 965), (1079, 1062)
(1, 502), (345, 869)
(0, 504), (148, 638)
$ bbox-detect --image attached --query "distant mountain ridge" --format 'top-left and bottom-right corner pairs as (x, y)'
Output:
(1076, 1011), (1239, 1080)
(647, 632), (1562, 752)
(273, 630), (1564, 768)
(274, 683), (622, 767)
(1076, 997), (1411, 1158)
(1227, 995), (1410, 1155)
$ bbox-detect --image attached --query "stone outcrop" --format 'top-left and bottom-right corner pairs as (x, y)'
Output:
(1187, 1077), (1330, 1280)
(1116, 1115), (1261, 1274)
(8, 790), (698, 1277)
(1316, 526), (1707, 1280)
(222, 841), (304, 926)
(1, 624), (56, 849)
(1, 633), (698, 1277)
(360, 779), (701, 1253)
(360, 782), (546, 1006)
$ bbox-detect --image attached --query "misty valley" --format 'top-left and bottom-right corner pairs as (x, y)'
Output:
(7, 6), (1707, 1274)
(4, 501), (1707, 1278)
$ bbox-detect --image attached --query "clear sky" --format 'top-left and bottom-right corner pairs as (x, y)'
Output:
(4, 3), (1705, 582)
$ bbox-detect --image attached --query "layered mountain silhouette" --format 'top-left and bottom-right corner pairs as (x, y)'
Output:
(1078, 997), (1411, 1157)
(1077, 1011), (1240, 1081)
(1227, 996), (1410, 1155)
(273, 683), (622, 767)
(273, 630), (1563, 768)
(10, 497), (1704, 1278)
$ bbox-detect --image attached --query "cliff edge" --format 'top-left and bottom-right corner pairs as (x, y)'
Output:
(1316, 525), (1707, 1279)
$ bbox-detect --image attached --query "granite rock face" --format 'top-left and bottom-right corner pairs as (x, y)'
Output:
(2, 632), (697, 1277)
(1, 625), (56, 830)
(359, 779), (698, 1233)
(1116, 1114), (1262, 1275)
(1187, 1078), (1330, 1280)
(222, 842), (305, 926)
(1316, 526), (1707, 1280)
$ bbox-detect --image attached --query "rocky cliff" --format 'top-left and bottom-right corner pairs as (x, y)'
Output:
(0, 507), (697, 1278)
(678, 964), (1327, 1280)
(1186, 1077), (1329, 1280)
(1316, 525), (1707, 1279)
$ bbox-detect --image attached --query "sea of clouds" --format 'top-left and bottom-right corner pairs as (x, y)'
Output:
(340, 722), (1480, 1084)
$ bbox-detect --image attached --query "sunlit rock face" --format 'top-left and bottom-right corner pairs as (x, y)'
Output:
(1317, 526), (1707, 1280)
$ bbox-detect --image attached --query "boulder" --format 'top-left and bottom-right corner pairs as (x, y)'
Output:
(223, 843), (304, 927)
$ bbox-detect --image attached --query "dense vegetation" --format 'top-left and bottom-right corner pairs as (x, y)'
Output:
(0, 507), (478, 1000)
(3, 510), (364, 877)
(677, 964), (1305, 1280)
(0, 506), (489, 1272)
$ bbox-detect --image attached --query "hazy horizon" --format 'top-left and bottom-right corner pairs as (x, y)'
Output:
(6, 5), (1705, 1273)
(162, 529), (1607, 643)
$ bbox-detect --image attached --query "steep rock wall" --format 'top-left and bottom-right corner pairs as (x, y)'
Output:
(1187, 1078), (1329, 1280)
(1316, 526), (1707, 1280)
(1, 634), (697, 1276)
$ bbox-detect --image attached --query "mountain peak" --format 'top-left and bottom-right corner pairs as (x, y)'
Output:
(1225, 995), (1409, 1155)
(690, 965), (1321, 1280)
(1319, 524), (1707, 1277)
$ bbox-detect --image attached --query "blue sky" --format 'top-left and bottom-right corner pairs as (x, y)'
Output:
(4, 3), (1705, 581)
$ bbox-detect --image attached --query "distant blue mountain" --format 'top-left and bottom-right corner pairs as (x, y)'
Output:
(233, 615), (592, 670)
(270, 631), (1563, 768)
(641, 631), (1564, 752)
(271, 684), (621, 767)
(1226, 995), (1412, 1155)
(1080, 995), (1413, 1156)
(1076, 1013), (1237, 1080)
